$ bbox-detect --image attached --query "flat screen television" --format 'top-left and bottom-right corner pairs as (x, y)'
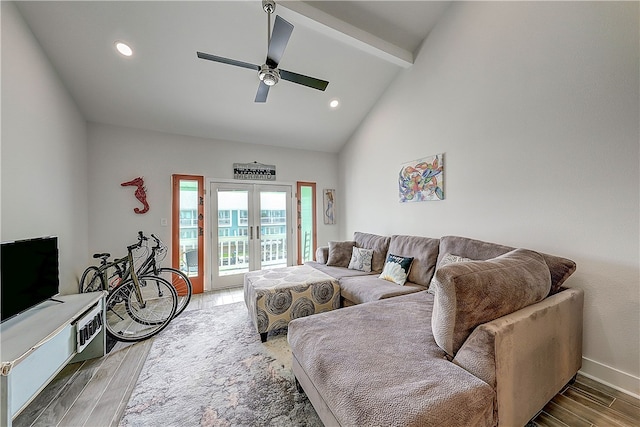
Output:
(1, 236), (60, 322)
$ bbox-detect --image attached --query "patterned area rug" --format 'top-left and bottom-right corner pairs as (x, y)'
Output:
(119, 302), (322, 427)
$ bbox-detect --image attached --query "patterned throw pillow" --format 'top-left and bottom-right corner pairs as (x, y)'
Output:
(379, 254), (414, 285)
(428, 253), (473, 293)
(348, 247), (374, 272)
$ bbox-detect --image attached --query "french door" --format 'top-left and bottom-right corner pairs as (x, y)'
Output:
(210, 181), (293, 289)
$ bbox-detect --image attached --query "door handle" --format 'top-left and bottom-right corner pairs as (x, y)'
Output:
(249, 226), (253, 240)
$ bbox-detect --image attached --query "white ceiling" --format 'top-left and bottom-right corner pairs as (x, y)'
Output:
(15, 1), (451, 153)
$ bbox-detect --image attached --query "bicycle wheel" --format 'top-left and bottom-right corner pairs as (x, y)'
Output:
(124, 275), (178, 326)
(156, 267), (192, 317)
(105, 275), (177, 342)
(79, 266), (103, 293)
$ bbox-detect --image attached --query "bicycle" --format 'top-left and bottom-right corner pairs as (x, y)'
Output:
(134, 233), (192, 317)
(80, 232), (192, 317)
(79, 237), (178, 342)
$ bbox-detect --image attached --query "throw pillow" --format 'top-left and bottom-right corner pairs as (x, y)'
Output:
(428, 253), (472, 293)
(348, 247), (374, 272)
(388, 235), (440, 286)
(354, 232), (391, 273)
(431, 248), (551, 358)
(379, 254), (414, 285)
(326, 241), (355, 268)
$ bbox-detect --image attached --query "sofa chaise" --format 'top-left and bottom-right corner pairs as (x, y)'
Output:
(287, 233), (583, 426)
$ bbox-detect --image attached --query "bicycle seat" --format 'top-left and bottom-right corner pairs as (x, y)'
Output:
(93, 253), (110, 260)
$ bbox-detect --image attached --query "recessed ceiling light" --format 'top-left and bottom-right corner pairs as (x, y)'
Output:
(115, 41), (133, 57)
(329, 99), (340, 109)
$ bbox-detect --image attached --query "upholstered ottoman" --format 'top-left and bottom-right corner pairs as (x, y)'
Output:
(244, 265), (340, 342)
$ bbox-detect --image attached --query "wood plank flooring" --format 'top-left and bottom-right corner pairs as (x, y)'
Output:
(13, 288), (244, 427)
(532, 375), (640, 427)
(13, 287), (639, 427)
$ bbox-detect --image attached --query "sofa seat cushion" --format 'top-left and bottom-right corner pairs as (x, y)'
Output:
(438, 236), (576, 295)
(288, 291), (495, 427)
(432, 249), (551, 357)
(305, 261), (374, 280)
(339, 275), (427, 304)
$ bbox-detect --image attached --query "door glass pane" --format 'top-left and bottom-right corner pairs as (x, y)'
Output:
(300, 186), (314, 263)
(218, 189), (249, 276)
(260, 191), (288, 270)
(179, 180), (199, 277)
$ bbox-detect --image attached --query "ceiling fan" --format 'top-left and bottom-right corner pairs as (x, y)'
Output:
(197, 0), (329, 103)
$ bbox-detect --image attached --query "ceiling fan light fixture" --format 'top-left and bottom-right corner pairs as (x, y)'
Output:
(258, 65), (280, 86)
(262, 0), (276, 14)
(115, 41), (133, 57)
(196, 0), (328, 102)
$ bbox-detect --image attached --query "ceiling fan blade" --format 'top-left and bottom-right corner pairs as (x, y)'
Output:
(255, 81), (270, 103)
(266, 15), (293, 68)
(196, 52), (260, 71)
(280, 69), (329, 91)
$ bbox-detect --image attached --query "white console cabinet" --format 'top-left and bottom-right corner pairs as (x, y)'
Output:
(0, 292), (106, 427)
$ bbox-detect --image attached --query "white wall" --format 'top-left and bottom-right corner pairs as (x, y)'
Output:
(87, 123), (339, 288)
(339, 2), (639, 395)
(1, 2), (89, 294)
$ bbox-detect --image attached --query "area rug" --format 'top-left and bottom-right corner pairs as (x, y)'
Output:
(119, 302), (322, 427)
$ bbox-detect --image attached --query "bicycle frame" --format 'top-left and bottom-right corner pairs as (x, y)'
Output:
(114, 234), (165, 281)
(94, 241), (147, 308)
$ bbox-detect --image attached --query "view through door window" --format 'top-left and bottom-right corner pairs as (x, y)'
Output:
(259, 191), (288, 270)
(172, 175), (204, 294)
(297, 182), (316, 264)
(178, 180), (199, 276)
(215, 187), (289, 277)
(217, 189), (250, 277)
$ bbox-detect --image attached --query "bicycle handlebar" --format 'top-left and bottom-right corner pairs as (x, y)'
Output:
(150, 233), (163, 249)
(127, 235), (145, 252)
(92, 231), (153, 261)
(135, 231), (162, 250)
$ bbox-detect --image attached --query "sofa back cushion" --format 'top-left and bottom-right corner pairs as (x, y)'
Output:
(354, 232), (391, 273)
(388, 235), (440, 286)
(431, 248), (551, 357)
(428, 253), (473, 292)
(438, 236), (576, 295)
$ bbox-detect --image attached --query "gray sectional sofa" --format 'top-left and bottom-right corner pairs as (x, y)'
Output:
(289, 232), (584, 427)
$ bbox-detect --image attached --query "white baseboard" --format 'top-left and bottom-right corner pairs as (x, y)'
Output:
(580, 357), (640, 399)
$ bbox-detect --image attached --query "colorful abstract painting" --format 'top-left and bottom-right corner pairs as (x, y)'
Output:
(399, 154), (444, 202)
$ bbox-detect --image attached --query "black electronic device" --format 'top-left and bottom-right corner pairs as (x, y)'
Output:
(1, 236), (60, 322)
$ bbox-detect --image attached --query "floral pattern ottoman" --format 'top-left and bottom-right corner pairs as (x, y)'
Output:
(244, 265), (340, 342)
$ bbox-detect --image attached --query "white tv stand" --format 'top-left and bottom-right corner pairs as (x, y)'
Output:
(0, 292), (106, 427)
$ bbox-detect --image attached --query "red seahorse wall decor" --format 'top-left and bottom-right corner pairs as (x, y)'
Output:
(121, 177), (149, 214)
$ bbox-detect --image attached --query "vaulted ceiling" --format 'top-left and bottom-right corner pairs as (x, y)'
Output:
(16, 1), (451, 153)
